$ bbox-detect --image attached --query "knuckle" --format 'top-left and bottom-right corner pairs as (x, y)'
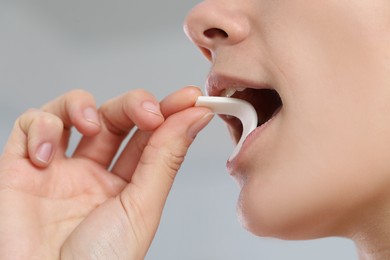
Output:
(15, 108), (37, 122)
(127, 88), (150, 98)
(14, 109), (64, 137)
(15, 108), (41, 128)
(123, 89), (154, 107)
(61, 89), (95, 111)
(142, 141), (186, 181)
(40, 112), (64, 129)
(183, 85), (202, 95)
(161, 151), (185, 180)
(66, 88), (93, 99)
(24, 108), (40, 114)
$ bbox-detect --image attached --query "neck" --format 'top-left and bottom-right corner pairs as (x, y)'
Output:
(350, 206), (390, 259)
(356, 240), (390, 260)
(338, 191), (390, 260)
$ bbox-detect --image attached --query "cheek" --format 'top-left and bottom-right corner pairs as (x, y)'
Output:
(237, 102), (390, 239)
(263, 0), (389, 99)
(235, 0), (390, 239)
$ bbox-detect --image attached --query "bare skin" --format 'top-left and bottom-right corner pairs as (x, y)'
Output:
(184, 0), (390, 259)
(0, 87), (212, 259)
(3, 0), (390, 258)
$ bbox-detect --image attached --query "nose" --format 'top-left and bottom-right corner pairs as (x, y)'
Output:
(184, 1), (251, 60)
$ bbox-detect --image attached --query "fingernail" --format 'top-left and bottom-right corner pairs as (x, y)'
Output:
(36, 142), (53, 163)
(142, 101), (164, 118)
(83, 107), (100, 126)
(187, 113), (214, 139)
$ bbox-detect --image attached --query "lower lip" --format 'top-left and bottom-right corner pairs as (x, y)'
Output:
(226, 108), (281, 174)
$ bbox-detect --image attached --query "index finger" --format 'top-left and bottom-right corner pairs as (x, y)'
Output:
(160, 86), (203, 118)
(111, 86), (204, 181)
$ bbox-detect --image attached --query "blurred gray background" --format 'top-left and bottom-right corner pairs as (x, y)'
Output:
(0, 0), (357, 259)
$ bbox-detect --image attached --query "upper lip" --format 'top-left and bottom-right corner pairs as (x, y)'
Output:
(205, 72), (272, 97)
(205, 71), (283, 148)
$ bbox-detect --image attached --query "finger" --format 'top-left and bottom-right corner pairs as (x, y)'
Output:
(41, 89), (100, 137)
(111, 86), (203, 182)
(160, 85), (203, 117)
(2, 109), (64, 167)
(72, 89), (164, 168)
(110, 130), (151, 182)
(119, 106), (213, 243)
(60, 107), (213, 259)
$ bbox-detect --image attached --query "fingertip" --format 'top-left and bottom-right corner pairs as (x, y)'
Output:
(4, 108), (67, 168)
(69, 106), (101, 137)
(145, 106), (213, 149)
(141, 101), (164, 119)
(182, 85), (203, 96)
(78, 107), (101, 136)
(28, 115), (63, 167)
(160, 86), (204, 118)
(139, 100), (165, 128)
(119, 90), (165, 131)
(33, 142), (54, 167)
(83, 107), (101, 127)
(42, 89), (101, 136)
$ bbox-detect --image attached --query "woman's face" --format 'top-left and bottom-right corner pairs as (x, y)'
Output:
(185, 0), (390, 239)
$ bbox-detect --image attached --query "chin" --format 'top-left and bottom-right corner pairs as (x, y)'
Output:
(235, 182), (341, 240)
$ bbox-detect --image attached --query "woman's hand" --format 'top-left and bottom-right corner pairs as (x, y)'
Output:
(0, 87), (212, 259)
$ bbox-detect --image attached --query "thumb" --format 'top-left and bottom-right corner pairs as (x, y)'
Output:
(60, 107), (213, 259)
(121, 107), (213, 246)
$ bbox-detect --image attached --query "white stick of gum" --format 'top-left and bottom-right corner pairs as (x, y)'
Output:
(195, 96), (258, 160)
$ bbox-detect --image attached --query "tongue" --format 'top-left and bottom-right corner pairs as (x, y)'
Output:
(195, 96), (258, 161)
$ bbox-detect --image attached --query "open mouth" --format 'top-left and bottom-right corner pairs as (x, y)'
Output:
(220, 88), (283, 143)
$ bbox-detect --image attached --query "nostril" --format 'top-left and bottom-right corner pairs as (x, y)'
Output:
(203, 28), (228, 39)
(200, 47), (212, 61)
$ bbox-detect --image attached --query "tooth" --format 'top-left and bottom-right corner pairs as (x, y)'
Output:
(221, 88), (237, 98)
(236, 87), (246, 92)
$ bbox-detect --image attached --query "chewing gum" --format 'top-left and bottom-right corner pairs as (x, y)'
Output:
(195, 96), (258, 160)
